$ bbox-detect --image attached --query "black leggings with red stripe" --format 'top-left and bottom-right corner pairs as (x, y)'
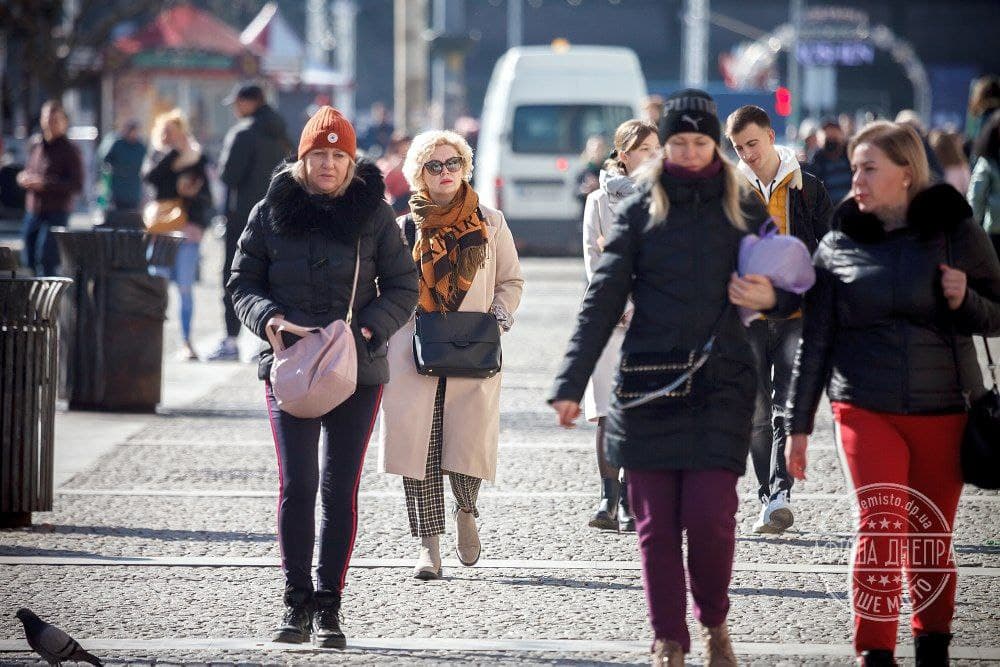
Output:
(265, 382), (382, 594)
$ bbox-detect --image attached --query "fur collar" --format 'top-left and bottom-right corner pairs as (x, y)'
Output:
(264, 159), (385, 242)
(835, 183), (974, 243)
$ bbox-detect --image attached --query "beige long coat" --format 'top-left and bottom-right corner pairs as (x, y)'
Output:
(377, 204), (524, 481)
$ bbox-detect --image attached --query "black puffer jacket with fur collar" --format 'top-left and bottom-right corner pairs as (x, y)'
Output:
(788, 184), (1000, 434)
(227, 160), (418, 384)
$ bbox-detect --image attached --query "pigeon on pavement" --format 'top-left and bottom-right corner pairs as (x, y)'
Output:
(15, 608), (103, 666)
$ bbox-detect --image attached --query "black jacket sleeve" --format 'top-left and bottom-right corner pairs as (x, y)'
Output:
(787, 236), (839, 435)
(142, 150), (178, 195)
(809, 178), (834, 243)
(764, 287), (803, 318)
(226, 204), (283, 339)
(548, 199), (638, 403)
(219, 125), (253, 190)
(355, 202), (419, 346)
(950, 217), (1000, 336)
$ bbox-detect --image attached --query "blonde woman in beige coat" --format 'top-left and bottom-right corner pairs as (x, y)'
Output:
(378, 130), (524, 580)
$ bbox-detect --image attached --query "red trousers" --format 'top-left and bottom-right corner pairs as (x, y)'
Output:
(832, 402), (965, 654)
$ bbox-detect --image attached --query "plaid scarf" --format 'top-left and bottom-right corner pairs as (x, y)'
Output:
(410, 182), (489, 313)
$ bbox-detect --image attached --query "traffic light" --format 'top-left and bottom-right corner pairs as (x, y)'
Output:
(775, 87), (792, 117)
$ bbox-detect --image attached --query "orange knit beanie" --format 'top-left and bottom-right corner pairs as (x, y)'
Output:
(297, 106), (357, 160)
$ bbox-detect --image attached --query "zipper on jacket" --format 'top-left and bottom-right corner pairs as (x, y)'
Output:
(894, 242), (911, 411)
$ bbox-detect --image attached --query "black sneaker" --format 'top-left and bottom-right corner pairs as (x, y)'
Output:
(313, 590), (346, 649)
(272, 586), (312, 643)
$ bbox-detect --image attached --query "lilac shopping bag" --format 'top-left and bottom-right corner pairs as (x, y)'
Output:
(737, 220), (816, 326)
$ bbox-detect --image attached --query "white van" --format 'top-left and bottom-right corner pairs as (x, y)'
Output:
(474, 45), (647, 255)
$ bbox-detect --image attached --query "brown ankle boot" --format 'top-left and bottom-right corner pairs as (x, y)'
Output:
(700, 623), (737, 666)
(651, 638), (685, 666)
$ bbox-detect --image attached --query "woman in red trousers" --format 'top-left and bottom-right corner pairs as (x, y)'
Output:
(786, 121), (1000, 666)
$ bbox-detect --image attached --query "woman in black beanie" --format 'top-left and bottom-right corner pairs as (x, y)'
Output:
(550, 89), (801, 666)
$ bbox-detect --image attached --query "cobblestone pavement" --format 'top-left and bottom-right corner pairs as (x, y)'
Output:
(1, 236), (999, 665)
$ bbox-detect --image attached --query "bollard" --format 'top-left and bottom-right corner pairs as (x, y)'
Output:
(53, 228), (182, 412)
(0, 276), (73, 527)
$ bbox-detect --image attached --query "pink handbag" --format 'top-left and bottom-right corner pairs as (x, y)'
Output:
(264, 244), (360, 418)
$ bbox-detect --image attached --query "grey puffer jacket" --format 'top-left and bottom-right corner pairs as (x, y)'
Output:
(227, 160), (418, 385)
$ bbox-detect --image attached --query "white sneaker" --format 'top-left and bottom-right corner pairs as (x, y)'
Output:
(753, 491), (793, 534)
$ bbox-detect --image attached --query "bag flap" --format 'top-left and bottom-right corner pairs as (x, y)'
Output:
(415, 312), (500, 344)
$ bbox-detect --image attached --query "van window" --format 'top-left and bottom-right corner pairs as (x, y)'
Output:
(511, 104), (633, 154)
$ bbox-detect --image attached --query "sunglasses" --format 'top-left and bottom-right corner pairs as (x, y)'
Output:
(423, 156), (464, 175)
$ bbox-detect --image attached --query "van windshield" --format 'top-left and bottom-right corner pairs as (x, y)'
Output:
(511, 104), (634, 154)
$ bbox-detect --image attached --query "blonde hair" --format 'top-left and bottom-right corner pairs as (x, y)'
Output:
(637, 146), (746, 230)
(402, 130), (474, 193)
(150, 108), (191, 152)
(848, 121), (931, 195)
(603, 119), (659, 175)
(283, 155), (358, 197)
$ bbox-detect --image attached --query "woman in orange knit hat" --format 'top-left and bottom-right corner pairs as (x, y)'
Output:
(228, 106), (418, 648)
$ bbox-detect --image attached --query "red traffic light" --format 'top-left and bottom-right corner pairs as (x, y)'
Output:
(775, 87), (792, 117)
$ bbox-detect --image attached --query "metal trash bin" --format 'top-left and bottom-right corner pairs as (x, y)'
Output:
(0, 273), (73, 527)
(53, 228), (183, 412)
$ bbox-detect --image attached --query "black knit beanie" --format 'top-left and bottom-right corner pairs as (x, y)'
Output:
(659, 88), (721, 144)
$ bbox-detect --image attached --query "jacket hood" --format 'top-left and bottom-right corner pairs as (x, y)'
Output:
(253, 104), (288, 141)
(737, 144), (802, 193)
(265, 159), (386, 242)
(835, 183), (974, 243)
(599, 169), (637, 203)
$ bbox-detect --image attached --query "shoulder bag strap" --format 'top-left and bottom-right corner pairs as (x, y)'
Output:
(346, 237), (361, 325)
(945, 233), (975, 406)
(620, 303), (733, 410)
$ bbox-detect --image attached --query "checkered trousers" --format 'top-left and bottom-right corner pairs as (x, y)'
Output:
(403, 378), (482, 537)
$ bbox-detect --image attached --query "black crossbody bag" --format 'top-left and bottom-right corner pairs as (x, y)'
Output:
(945, 236), (1000, 489)
(405, 216), (503, 379)
(616, 304), (731, 409)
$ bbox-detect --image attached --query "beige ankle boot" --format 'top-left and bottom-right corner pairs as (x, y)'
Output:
(454, 508), (482, 566)
(700, 623), (737, 666)
(651, 638), (685, 666)
(413, 535), (442, 580)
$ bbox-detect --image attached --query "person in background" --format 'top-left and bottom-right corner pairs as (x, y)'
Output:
(0, 137), (26, 220)
(725, 104), (832, 535)
(786, 121), (1000, 666)
(453, 115), (480, 153)
(359, 101), (395, 158)
(99, 119), (146, 224)
(17, 99), (83, 276)
(581, 118), (659, 533)
(378, 132), (413, 216)
(929, 128), (972, 194)
(551, 89), (800, 666)
(969, 110), (1000, 258)
(575, 134), (608, 214)
(228, 106), (417, 648)
(967, 75), (1000, 161)
(797, 118), (820, 163)
(211, 84), (290, 362)
(895, 109), (944, 181)
(808, 118), (854, 205)
(380, 129), (523, 581)
(143, 109), (212, 361)
(642, 95), (665, 127)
